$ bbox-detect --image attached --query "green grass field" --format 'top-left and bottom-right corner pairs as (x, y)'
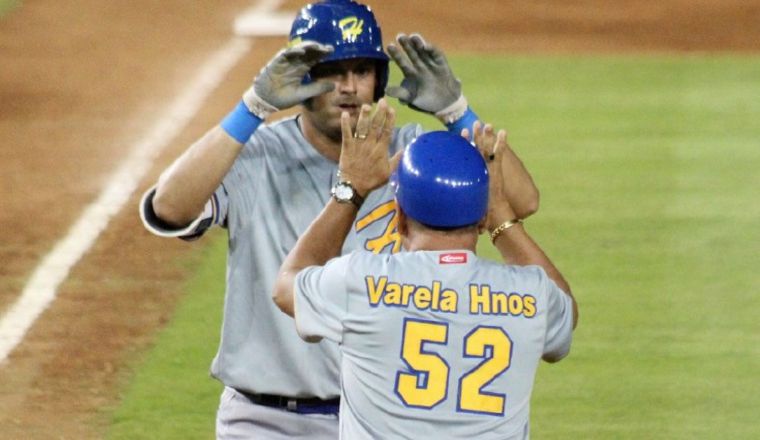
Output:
(107, 55), (760, 439)
(0, 0), (18, 16)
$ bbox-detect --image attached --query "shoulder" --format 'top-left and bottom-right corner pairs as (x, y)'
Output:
(336, 251), (395, 284)
(471, 258), (549, 289)
(242, 116), (302, 156)
(505, 264), (550, 287)
(391, 123), (424, 153)
(346, 250), (393, 269)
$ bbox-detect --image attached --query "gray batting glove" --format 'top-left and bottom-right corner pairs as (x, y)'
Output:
(243, 41), (336, 119)
(385, 33), (462, 114)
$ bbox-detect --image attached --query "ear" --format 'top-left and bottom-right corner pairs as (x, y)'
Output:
(477, 216), (487, 235)
(396, 201), (409, 237)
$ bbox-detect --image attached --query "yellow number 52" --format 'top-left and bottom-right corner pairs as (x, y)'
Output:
(394, 318), (512, 415)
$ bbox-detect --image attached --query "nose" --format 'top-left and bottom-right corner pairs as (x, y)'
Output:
(337, 71), (357, 94)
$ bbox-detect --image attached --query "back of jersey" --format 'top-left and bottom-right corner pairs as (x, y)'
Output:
(338, 249), (574, 439)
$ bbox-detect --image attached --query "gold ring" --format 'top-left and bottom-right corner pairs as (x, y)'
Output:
(356, 133), (368, 140)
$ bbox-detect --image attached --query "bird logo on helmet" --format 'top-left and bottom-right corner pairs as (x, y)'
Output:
(394, 131), (489, 229)
(288, 0), (389, 101)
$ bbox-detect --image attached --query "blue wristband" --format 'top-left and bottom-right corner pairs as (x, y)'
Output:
(220, 101), (263, 144)
(445, 107), (479, 139)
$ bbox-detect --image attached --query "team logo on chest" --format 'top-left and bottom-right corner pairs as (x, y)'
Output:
(355, 200), (401, 254)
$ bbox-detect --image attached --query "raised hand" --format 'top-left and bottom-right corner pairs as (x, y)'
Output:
(243, 41), (336, 118)
(464, 122), (517, 230)
(338, 98), (397, 196)
(385, 33), (462, 114)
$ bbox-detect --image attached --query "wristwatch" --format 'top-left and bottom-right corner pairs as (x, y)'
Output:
(331, 181), (364, 208)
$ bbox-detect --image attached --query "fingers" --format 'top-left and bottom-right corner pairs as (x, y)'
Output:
(389, 150), (403, 172)
(407, 33), (448, 71)
(339, 100), (398, 193)
(409, 34), (436, 68)
(354, 99), (395, 143)
(369, 99), (389, 139)
(409, 33), (429, 48)
(387, 37), (416, 77)
(472, 120), (483, 154)
(425, 43), (449, 68)
(301, 42), (334, 64)
(341, 111), (354, 149)
(398, 34), (425, 70)
(296, 81), (336, 101)
(460, 128), (470, 140)
(384, 85), (413, 102)
(493, 129), (507, 157)
(471, 121), (501, 162)
(353, 104), (373, 140)
(282, 41), (333, 66)
(482, 124), (496, 157)
(377, 101), (396, 145)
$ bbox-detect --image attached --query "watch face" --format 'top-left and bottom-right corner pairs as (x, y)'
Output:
(333, 182), (354, 201)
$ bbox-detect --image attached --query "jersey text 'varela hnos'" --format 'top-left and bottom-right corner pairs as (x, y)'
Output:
(365, 276), (537, 317)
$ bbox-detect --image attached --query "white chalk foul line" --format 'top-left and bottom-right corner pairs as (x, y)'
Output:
(0, 33), (260, 363)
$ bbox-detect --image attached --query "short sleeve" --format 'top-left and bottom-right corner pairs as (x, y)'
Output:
(139, 185), (228, 241)
(294, 254), (353, 344)
(540, 269), (574, 360)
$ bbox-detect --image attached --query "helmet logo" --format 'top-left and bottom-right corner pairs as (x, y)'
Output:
(338, 16), (364, 42)
(287, 37), (302, 48)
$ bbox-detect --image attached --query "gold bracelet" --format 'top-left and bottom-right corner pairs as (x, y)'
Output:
(489, 218), (522, 243)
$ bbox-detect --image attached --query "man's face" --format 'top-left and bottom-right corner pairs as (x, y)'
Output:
(303, 58), (377, 141)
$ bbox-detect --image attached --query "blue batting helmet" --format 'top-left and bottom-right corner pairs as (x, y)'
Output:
(394, 131), (489, 228)
(289, 0), (389, 101)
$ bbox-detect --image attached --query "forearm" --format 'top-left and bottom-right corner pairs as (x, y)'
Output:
(492, 221), (578, 328)
(500, 144), (539, 219)
(152, 126), (243, 227)
(273, 199), (358, 316)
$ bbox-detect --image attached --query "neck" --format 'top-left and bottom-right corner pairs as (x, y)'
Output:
(403, 229), (479, 253)
(299, 112), (342, 163)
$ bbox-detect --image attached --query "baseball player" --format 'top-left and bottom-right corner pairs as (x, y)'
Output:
(273, 114), (578, 439)
(139, 0), (539, 438)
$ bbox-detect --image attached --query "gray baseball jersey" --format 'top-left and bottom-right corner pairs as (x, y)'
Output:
(294, 249), (574, 439)
(140, 115), (423, 398)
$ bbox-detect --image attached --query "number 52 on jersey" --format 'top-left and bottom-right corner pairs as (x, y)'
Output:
(395, 318), (513, 416)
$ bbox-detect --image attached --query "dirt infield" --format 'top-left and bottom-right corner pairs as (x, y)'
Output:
(1, 0), (759, 437)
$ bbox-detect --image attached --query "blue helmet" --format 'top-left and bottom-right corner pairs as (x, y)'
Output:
(289, 0), (389, 101)
(394, 131), (489, 229)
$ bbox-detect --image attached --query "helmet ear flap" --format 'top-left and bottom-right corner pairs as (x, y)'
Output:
(374, 59), (389, 101)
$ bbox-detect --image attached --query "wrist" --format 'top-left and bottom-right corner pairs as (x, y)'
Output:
(331, 179), (365, 209)
(242, 85), (279, 119)
(487, 206), (518, 231)
(436, 95), (468, 124)
(489, 218), (523, 244)
(220, 101), (263, 144)
(438, 96), (479, 137)
(336, 170), (372, 199)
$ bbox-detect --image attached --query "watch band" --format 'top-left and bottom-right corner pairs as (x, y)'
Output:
(348, 189), (364, 208)
(331, 181), (364, 208)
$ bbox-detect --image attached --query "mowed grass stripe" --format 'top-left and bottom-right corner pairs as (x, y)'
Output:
(108, 55), (760, 439)
(106, 234), (226, 440)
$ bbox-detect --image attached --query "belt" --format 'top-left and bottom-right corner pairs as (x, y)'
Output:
(238, 391), (340, 415)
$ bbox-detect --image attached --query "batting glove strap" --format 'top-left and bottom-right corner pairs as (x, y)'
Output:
(435, 94), (469, 124)
(242, 86), (279, 120)
(438, 95), (480, 136)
